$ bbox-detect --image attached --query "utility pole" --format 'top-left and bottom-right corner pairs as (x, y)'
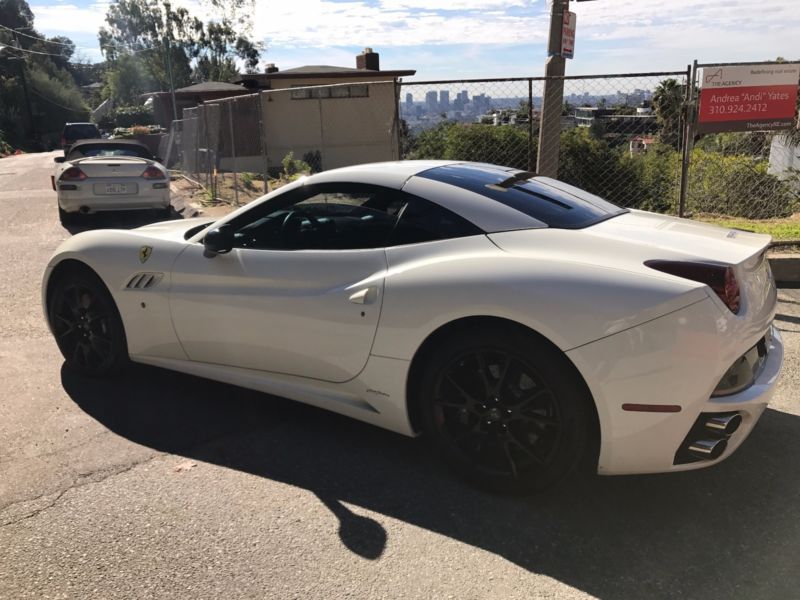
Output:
(536, 0), (569, 177)
(164, 1), (178, 122)
(536, 0), (594, 177)
(11, 31), (35, 138)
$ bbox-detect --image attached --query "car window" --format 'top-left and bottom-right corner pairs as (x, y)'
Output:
(388, 197), (482, 246)
(67, 145), (152, 160)
(64, 125), (100, 140)
(227, 183), (406, 251)
(417, 163), (628, 230)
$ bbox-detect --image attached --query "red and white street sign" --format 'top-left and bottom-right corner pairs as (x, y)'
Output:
(561, 11), (576, 59)
(697, 63), (799, 133)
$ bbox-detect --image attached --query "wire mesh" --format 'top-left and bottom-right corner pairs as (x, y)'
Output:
(400, 73), (689, 213)
(162, 71), (798, 225)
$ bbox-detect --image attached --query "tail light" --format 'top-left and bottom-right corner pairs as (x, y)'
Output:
(141, 165), (165, 180)
(60, 166), (87, 181)
(645, 260), (740, 314)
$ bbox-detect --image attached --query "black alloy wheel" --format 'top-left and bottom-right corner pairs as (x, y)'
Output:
(419, 325), (593, 493)
(48, 267), (128, 377)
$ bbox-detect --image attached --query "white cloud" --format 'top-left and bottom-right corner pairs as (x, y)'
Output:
(252, 0), (548, 47)
(32, 2), (109, 34)
(382, 0), (532, 10)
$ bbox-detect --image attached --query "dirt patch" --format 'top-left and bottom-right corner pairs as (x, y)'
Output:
(169, 172), (298, 220)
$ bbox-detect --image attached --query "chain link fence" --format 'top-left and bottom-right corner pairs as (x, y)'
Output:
(158, 69), (798, 227)
(162, 81), (399, 206)
(400, 72), (689, 213)
(685, 62), (800, 220)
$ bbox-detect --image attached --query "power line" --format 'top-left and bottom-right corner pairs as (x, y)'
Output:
(28, 86), (87, 113)
(0, 24), (74, 46)
(0, 44), (69, 58)
(0, 23), (160, 56)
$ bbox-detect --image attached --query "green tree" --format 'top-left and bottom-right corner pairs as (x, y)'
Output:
(652, 78), (685, 149)
(98, 0), (263, 94)
(0, 0), (88, 149)
(103, 52), (154, 104)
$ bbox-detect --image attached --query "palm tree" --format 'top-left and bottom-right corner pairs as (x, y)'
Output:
(652, 78), (685, 150)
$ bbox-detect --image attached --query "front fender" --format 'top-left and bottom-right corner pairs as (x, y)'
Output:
(43, 228), (191, 360)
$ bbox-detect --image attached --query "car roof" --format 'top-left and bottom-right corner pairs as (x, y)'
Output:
(307, 160), (458, 188)
(303, 160), (626, 233)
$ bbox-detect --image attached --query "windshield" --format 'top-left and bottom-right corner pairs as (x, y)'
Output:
(64, 125), (99, 140)
(67, 144), (152, 160)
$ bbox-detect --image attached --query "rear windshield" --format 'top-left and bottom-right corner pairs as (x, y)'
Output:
(418, 164), (627, 229)
(67, 144), (152, 160)
(64, 124), (100, 140)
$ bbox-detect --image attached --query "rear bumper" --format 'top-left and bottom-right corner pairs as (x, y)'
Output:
(567, 297), (783, 475)
(59, 191), (170, 213)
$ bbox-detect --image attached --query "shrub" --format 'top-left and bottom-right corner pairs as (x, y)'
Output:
(410, 122), (532, 170)
(281, 152), (311, 178)
(112, 105), (155, 128)
(687, 148), (796, 218)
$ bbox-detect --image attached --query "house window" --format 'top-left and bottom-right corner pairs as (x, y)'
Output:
(290, 86), (310, 99)
(291, 84), (371, 100)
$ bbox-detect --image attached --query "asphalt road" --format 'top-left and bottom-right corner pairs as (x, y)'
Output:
(1, 151), (799, 600)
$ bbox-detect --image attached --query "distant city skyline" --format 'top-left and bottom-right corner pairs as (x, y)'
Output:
(28, 0), (799, 81)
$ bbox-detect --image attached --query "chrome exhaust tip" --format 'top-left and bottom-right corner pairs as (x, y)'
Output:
(705, 413), (742, 436)
(688, 438), (728, 460)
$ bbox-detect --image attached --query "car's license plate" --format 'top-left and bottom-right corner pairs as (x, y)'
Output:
(105, 183), (128, 194)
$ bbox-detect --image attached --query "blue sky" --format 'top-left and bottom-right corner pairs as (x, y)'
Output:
(29, 0), (800, 81)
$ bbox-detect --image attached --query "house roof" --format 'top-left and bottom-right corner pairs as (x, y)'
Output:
(233, 65), (416, 87)
(174, 82), (248, 94)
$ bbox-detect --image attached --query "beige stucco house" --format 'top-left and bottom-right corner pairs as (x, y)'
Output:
(233, 48), (416, 172)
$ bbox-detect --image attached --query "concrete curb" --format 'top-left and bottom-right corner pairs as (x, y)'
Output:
(769, 254), (800, 285)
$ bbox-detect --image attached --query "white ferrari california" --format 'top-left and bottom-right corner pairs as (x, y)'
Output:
(42, 161), (783, 492)
(53, 139), (171, 224)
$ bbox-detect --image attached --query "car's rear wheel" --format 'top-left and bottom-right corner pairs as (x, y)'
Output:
(47, 266), (128, 377)
(418, 325), (593, 493)
(58, 207), (75, 225)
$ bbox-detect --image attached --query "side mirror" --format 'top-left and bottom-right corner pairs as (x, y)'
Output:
(203, 224), (234, 258)
(54, 156), (65, 163)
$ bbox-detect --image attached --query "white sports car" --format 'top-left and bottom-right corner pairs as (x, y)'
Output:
(53, 139), (171, 224)
(42, 161), (783, 492)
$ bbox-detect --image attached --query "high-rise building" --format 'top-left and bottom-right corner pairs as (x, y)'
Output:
(425, 90), (438, 113)
(439, 90), (450, 110)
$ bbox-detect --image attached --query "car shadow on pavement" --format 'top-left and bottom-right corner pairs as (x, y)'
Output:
(61, 362), (800, 600)
(62, 208), (181, 235)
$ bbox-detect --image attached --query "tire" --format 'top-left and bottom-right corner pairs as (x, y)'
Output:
(418, 324), (593, 493)
(47, 266), (129, 377)
(58, 207), (75, 225)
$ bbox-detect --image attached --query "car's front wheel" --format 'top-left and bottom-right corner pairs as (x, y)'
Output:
(47, 266), (128, 377)
(418, 325), (594, 493)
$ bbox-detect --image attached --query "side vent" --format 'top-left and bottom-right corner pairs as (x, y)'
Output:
(125, 272), (164, 290)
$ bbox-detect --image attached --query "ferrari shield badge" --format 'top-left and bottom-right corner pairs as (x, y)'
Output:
(139, 246), (153, 264)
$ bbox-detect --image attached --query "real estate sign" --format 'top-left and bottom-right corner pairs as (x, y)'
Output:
(697, 63), (799, 133)
(561, 11), (576, 59)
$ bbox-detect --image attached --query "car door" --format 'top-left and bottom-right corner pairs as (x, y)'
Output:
(168, 183), (404, 383)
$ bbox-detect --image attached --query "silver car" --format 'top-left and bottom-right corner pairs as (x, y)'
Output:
(53, 139), (171, 224)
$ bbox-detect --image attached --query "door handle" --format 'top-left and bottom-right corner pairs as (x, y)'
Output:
(349, 286), (378, 304)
